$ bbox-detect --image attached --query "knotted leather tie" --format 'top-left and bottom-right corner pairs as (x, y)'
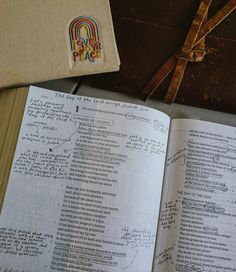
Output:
(139, 0), (236, 103)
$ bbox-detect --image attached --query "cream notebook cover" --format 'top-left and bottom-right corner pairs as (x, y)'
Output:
(0, 0), (120, 90)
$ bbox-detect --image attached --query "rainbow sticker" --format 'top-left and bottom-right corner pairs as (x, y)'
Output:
(69, 16), (102, 63)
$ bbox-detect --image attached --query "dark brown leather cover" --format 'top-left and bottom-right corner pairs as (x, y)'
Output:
(87, 0), (236, 114)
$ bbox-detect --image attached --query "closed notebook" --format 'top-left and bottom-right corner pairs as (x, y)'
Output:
(0, 0), (120, 90)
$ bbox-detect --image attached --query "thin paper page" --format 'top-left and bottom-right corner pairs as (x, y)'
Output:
(0, 86), (170, 272)
(153, 119), (236, 272)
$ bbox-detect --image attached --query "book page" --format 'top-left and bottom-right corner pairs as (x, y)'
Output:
(153, 119), (236, 272)
(0, 86), (170, 272)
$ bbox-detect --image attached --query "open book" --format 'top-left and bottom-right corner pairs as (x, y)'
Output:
(0, 86), (236, 271)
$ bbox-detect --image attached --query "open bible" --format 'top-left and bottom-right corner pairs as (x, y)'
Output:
(0, 86), (236, 271)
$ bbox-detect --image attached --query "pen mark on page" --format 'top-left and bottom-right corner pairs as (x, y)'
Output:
(125, 112), (151, 123)
(176, 263), (204, 272)
(159, 200), (180, 230)
(210, 142), (236, 154)
(13, 150), (70, 180)
(157, 245), (175, 266)
(49, 125), (79, 151)
(26, 97), (71, 122)
(203, 226), (218, 235)
(125, 135), (166, 155)
(182, 198), (225, 215)
(153, 119), (169, 135)
(50, 116), (115, 152)
(70, 114), (114, 126)
(120, 227), (155, 249)
(0, 267), (32, 272)
(155, 245), (175, 272)
(49, 116), (120, 152)
(124, 113), (169, 134)
(166, 148), (186, 167)
(0, 227), (53, 257)
(121, 250), (139, 270)
(25, 120), (58, 133)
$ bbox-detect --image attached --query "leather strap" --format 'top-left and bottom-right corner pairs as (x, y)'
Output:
(139, 0), (236, 102)
(178, 37), (206, 62)
(164, 0), (211, 104)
